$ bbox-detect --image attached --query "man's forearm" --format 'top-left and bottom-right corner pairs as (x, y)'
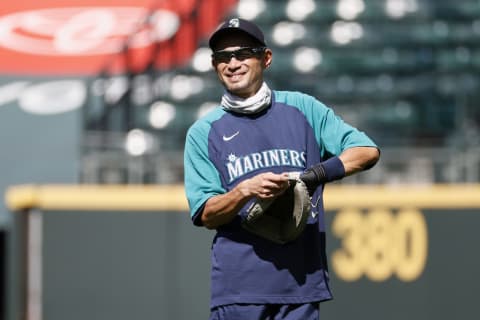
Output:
(201, 186), (253, 229)
(200, 172), (291, 229)
(339, 146), (380, 176)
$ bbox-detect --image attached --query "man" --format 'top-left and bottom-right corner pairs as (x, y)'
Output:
(184, 18), (380, 320)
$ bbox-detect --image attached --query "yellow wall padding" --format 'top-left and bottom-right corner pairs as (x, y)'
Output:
(5, 184), (480, 212)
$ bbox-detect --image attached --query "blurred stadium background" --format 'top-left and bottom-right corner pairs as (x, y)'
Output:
(82, 0), (480, 185)
(1, 0), (480, 319)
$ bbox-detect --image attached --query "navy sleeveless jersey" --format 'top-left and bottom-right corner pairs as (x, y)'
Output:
(184, 90), (377, 308)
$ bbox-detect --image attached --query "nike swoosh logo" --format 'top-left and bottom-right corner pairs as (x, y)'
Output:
(223, 131), (240, 141)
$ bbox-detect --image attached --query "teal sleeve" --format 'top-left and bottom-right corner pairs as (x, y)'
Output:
(184, 117), (226, 219)
(275, 91), (377, 158)
(316, 103), (377, 157)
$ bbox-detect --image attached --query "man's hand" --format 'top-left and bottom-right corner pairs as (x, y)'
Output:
(238, 172), (290, 199)
(201, 172), (289, 229)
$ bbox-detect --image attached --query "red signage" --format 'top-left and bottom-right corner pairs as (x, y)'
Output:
(0, 0), (237, 75)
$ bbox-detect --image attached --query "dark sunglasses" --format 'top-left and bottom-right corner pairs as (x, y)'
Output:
(212, 47), (267, 63)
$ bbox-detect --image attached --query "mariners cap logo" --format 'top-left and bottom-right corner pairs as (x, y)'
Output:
(228, 18), (240, 28)
(209, 17), (266, 49)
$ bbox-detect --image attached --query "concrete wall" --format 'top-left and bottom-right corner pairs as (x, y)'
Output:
(5, 185), (480, 320)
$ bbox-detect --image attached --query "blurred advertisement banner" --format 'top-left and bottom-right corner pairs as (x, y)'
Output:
(0, 0), (237, 220)
(0, 0), (237, 75)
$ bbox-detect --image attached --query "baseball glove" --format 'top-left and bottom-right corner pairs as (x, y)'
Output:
(241, 172), (311, 244)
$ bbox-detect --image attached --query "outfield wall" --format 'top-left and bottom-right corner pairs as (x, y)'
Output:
(4, 184), (480, 320)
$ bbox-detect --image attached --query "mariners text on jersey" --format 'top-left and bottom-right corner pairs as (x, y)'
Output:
(226, 149), (306, 183)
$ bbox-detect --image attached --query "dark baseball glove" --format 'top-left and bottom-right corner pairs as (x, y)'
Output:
(241, 172), (311, 244)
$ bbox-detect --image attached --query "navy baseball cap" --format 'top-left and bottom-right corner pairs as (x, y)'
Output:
(209, 18), (266, 49)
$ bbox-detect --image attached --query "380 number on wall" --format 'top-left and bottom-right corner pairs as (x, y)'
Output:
(331, 208), (428, 282)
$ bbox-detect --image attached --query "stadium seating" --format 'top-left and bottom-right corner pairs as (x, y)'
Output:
(82, 0), (480, 183)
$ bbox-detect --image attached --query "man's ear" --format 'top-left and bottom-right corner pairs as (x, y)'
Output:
(263, 49), (273, 69)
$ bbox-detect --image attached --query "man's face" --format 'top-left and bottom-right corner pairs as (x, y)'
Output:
(211, 32), (272, 98)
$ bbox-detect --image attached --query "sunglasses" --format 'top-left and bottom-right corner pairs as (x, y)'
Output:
(212, 47), (267, 63)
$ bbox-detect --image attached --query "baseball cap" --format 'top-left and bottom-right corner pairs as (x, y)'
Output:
(209, 18), (266, 49)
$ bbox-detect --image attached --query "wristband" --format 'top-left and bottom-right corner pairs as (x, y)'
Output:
(299, 156), (346, 194)
(320, 156), (346, 182)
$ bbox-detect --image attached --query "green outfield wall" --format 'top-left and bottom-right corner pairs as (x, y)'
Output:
(4, 184), (480, 320)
